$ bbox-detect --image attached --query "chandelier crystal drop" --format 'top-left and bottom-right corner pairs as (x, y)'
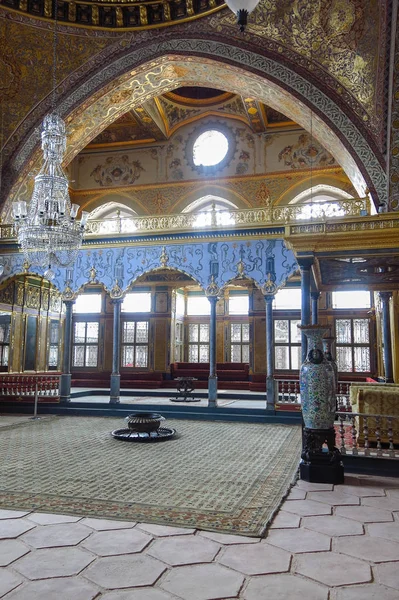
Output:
(12, 113), (88, 269)
(225, 0), (260, 32)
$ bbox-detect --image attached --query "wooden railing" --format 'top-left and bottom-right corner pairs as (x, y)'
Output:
(0, 374), (60, 404)
(336, 412), (399, 459)
(276, 379), (353, 411)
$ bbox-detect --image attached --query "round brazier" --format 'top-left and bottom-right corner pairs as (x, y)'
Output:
(125, 412), (165, 433)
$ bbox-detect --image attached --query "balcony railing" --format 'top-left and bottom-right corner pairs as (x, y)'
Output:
(336, 412), (399, 459)
(0, 197), (370, 240)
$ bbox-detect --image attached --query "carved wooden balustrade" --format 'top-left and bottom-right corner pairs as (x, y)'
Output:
(336, 412), (399, 459)
(0, 197), (370, 240)
(0, 374), (60, 403)
(276, 379), (353, 411)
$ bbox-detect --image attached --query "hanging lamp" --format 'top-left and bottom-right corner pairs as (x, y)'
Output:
(225, 0), (260, 32)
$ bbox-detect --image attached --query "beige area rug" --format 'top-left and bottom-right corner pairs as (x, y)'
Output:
(0, 416), (301, 536)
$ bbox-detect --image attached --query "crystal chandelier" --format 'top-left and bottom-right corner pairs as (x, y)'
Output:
(12, 114), (88, 277)
(11, 0), (87, 279)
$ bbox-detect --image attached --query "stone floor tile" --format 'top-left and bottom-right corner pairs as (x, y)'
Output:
(281, 500), (332, 517)
(160, 563), (244, 600)
(296, 481), (333, 492)
(0, 568), (23, 597)
(368, 522), (399, 542)
(302, 515), (364, 537)
(243, 573), (328, 600)
(335, 484), (386, 497)
(21, 523), (91, 548)
(361, 495), (399, 511)
(82, 528), (152, 556)
(100, 591), (175, 600)
(335, 583), (399, 600)
(376, 562), (399, 591)
(26, 513), (82, 525)
(307, 491), (360, 506)
(0, 520), (35, 539)
(137, 523), (196, 536)
(80, 518), (136, 530)
(0, 539), (30, 566)
(0, 510), (30, 520)
(335, 506), (393, 523)
(266, 528), (330, 553)
(13, 547), (95, 579)
(286, 488), (307, 500)
(198, 531), (260, 544)
(4, 577), (100, 600)
(218, 541), (291, 575)
(335, 535), (399, 563)
(83, 554), (166, 588)
(295, 551), (371, 587)
(387, 488), (399, 498)
(147, 535), (220, 565)
(269, 511), (301, 529)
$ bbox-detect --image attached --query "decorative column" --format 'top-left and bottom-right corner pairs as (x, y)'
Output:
(60, 285), (75, 404)
(110, 281), (124, 404)
(262, 280), (277, 410)
(379, 292), (394, 383)
(206, 276), (220, 408)
(297, 256), (314, 363)
(311, 291), (321, 325)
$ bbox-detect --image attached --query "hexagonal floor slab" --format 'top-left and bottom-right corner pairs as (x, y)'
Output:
(335, 535), (399, 563)
(147, 534), (220, 566)
(0, 539), (30, 566)
(82, 528), (152, 556)
(243, 573), (328, 600)
(80, 518), (136, 531)
(335, 583), (399, 600)
(160, 563), (244, 600)
(335, 506), (393, 523)
(26, 513), (82, 525)
(83, 554), (166, 589)
(13, 547), (95, 579)
(368, 522), (399, 542)
(0, 568), (23, 597)
(282, 500), (331, 517)
(295, 551), (371, 587)
(22, 523), (91, 549)
(0, 520), (35, 539)
(137, 523), (196, 537)
(4, 577), (100, 600)
(100, 590), (176, 600)
(218, 541), (291, 575)
(376, 562), (399, 591)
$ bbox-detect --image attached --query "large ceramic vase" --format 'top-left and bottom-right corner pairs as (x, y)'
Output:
(299, 326), (336, 430)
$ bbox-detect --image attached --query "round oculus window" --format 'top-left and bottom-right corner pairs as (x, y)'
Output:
(192, 130), (229, 167)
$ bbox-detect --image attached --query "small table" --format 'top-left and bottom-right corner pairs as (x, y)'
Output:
(170, 377), (200, 403)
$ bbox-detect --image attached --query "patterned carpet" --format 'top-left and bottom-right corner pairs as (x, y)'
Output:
(0, 416), (301, 536)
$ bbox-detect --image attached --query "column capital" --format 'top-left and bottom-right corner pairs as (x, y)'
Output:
(296, 255), (314, 270)
(311, 291), (321, 300)
(264, 294), (274, 304)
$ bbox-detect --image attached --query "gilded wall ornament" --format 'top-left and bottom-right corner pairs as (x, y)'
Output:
(205, 275), (221, 298)
(110, 279), (124, 300)
(261, 273), (278, 296)
(159, 246), (169, 267)
(88, 266), (98, 283)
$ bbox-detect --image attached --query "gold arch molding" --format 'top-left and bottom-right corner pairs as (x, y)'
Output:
(5, 55), (369, 219)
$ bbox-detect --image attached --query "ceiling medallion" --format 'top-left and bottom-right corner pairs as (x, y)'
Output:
(0, 0), (225, 30)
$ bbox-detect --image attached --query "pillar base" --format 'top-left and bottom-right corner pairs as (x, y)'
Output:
(266, 377), (276, 411)
(60, 374), (71, 404)
(110, 374), (120, 405)
(208, 376), (218, 408)
(300, 427), (344, 484)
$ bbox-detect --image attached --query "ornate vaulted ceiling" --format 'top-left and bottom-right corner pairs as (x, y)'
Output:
(86, 87), (297, 149)
(0, 0), (393, 211)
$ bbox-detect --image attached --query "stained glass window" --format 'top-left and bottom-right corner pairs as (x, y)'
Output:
(274, 319), (301, 371)
(229, 323), (250, 363)
(188, 323), (209, 362)
(335, 318), (370, 372)
(72, 322), (100, 368)
(121, 321), (149, 367)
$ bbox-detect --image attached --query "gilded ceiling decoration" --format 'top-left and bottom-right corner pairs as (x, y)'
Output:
(317, 256), (399, 290)
(212, 0), (389, 147)
(0, 0), (224, 29)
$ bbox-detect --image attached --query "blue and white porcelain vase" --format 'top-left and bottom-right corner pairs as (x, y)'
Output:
(299, 326), (336, 430)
